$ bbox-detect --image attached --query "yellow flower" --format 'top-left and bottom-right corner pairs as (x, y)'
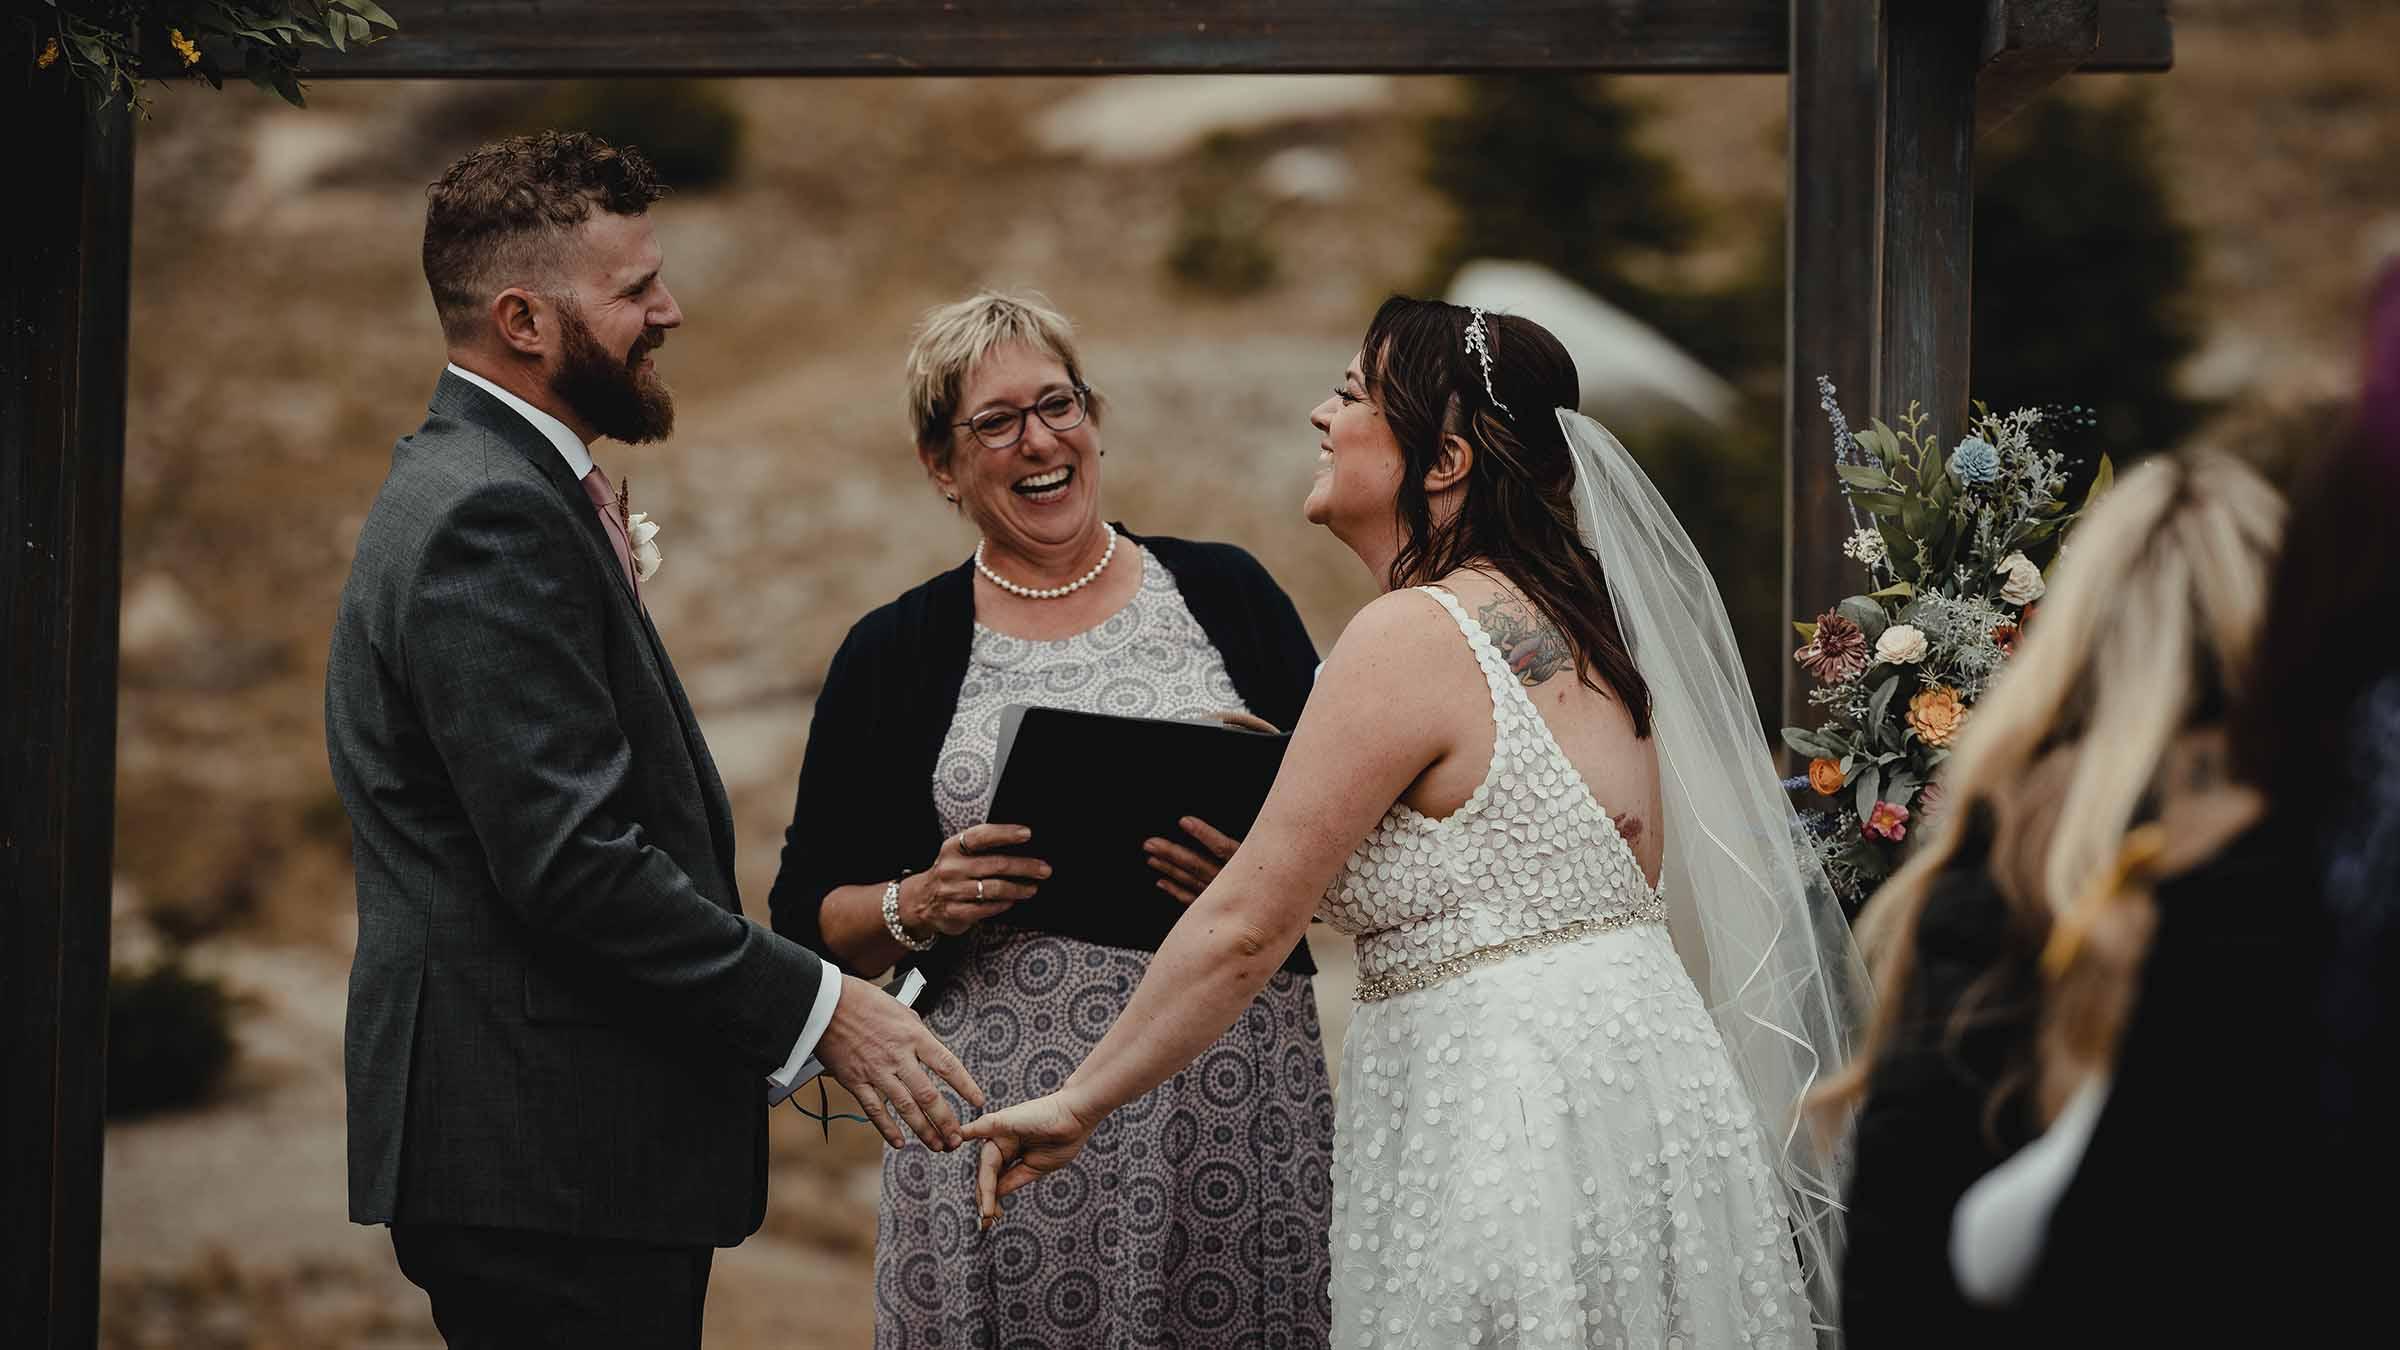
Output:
(1906, 684), (1968, 747)
(37, 37), (60, 70)
(169, 29), (201, 67)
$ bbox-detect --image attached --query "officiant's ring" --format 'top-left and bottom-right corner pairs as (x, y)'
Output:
(976, 879), (985, 901)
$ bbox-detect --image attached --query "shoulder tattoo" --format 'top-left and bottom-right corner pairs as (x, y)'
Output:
(1476, 593), (1574, 688)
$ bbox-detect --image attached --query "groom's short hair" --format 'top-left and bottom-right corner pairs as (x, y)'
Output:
(423, 131), (667, 344)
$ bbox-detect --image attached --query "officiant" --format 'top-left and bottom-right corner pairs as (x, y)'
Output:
(767, 291), (1334, 1349)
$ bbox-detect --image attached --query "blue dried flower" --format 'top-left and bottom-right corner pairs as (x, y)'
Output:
(1948, 436), (2001, 486)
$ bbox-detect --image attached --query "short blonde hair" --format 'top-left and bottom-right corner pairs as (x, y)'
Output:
(904, 290), (1104, 462)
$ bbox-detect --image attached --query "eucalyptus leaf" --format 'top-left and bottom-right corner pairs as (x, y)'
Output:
(1854, 764), (1884, 821)
(1836, 596), (1888, 643)
(349, 0), (400, 28)
(1849, 490), (1909, 516)
(1835, 463), (1895, 491)
(1880, 523), (1916, 580)
(1868, 581), (1916, 601)
(1780, 727), (1830, 759)
(1865, 671), (1902, 729)
(1793, 621), (1818, 641)
(2083, 454), (2116, 510)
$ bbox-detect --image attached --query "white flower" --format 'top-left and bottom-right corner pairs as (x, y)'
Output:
(1842, 528), (1888, 567)
(1996, 551), (2045, 606)
(628, 511), (663, 582)
(1874, 624), (1928, 665)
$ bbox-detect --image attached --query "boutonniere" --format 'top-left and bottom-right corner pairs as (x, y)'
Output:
(628, 511), (663, 582)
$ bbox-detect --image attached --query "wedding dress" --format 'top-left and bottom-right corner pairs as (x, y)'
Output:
(1311, 410), (1860, 1349)
(1317, 586), (1812, 1349)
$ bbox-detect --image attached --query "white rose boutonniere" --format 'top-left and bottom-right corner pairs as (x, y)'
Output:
(1996, 550), (2045, 606)
(1874, 623), (1928, 666)
(628, 511), (663, 582)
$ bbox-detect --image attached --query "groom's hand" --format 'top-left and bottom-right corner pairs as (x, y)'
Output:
(814, 975), (983, 1151)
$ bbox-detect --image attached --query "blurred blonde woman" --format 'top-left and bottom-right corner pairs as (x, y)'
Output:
(1824, 449), (2282, 1350)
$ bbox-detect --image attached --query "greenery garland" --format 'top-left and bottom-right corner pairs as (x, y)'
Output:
(23, 1), (396, 109)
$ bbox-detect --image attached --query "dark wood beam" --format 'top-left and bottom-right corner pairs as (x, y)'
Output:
(307, 0), (2170, 78)
(1978, 0), (2100, 131)
(1878, 3), (1982, 437)
(2, 62), (129, 1350)
(1783, 0), (1886, 736)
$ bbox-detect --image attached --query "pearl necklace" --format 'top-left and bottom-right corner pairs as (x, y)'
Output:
(975, 526), (1118, 600)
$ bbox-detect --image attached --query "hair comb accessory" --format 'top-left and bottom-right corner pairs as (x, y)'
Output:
(1464, 306), (1515, 420)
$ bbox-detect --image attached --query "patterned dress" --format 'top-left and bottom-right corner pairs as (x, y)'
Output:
(875, 545), (1337, 1350)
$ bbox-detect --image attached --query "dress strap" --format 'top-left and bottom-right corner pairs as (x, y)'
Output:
(1411, 585), (1520, 721)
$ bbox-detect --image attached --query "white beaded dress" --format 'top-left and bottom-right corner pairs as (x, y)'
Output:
(1315, 588), (1811, 1349)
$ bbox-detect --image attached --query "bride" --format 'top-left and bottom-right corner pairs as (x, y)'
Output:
(964, 299), (1863, 1347)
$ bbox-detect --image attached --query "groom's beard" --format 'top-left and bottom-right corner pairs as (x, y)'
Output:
(551, 301), (675, 445)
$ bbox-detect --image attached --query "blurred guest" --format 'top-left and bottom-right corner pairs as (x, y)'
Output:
(767, 291), (1333, 1349)
(2004, 263), (2400, 1342)
(1820, 448), (2283, 1348)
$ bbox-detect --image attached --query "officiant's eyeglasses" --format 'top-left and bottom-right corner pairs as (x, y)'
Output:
(955, 385), (1090, 450)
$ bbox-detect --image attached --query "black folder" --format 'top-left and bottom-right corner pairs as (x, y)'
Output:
(983, 704), (1310, 971)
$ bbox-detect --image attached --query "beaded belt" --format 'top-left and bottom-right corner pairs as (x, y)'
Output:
(1351, 898), (1669, 1003)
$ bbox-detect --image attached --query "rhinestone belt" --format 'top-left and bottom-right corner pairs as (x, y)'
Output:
(1352, 899), (1670, 1003)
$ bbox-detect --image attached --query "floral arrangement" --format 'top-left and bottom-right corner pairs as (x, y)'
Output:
(1782, 376), (2108, 910)
(23, 2), (396, 109)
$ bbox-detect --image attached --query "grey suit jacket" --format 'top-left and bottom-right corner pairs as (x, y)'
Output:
(326, 371), (824, 1247)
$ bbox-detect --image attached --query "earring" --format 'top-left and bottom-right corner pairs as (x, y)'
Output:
(944, 493), (958, 504)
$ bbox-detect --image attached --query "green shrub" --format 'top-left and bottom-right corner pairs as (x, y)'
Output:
(1422, 76), (1699, 325)
(529, 80), (746, 191)
(107, 960), (237, 1118)
(1973, 92), (2208, 460)
(1166, 192), (1280, 296)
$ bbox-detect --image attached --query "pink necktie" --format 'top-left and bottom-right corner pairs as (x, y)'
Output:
(580, 464), (640, 602)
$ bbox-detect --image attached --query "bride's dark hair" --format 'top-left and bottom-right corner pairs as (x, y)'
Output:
(1362, 295), (1651, 737)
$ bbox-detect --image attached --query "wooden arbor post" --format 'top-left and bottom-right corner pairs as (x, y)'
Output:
(1780, 0), (2162, 733)
(2, 5), (2170, 1343)
(2, 59), (133, 1350)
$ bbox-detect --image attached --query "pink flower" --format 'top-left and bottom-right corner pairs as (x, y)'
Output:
(1863, 799), (1911, 842)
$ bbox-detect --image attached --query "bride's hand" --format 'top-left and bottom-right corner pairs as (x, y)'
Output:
(962, 1091), (1100, 1227)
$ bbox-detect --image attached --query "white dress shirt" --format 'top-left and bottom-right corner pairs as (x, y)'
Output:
(443, 362), (843, 1102)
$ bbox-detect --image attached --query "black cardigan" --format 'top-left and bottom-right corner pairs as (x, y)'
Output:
(767, 527), (1321, 996)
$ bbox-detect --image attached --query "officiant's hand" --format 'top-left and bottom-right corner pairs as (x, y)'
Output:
(1144, 815), (1243, 904)
(815, 975), (985, 1151)
(964, 1090), (1101, 1228)
(904, 823), (1052, 937)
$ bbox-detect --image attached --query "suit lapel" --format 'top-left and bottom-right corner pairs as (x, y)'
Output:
(639, 610), (739, 896)
(430, 374), (736, 901)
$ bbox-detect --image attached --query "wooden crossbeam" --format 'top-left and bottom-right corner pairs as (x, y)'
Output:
(310, 0), (2172, 78)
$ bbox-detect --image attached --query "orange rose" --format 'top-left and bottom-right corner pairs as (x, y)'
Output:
(1907, 684), (1968, 747)
(1807, 757), (1845, 796)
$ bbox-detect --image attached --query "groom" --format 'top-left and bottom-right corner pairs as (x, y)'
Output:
(325, 132), (980, 1347)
